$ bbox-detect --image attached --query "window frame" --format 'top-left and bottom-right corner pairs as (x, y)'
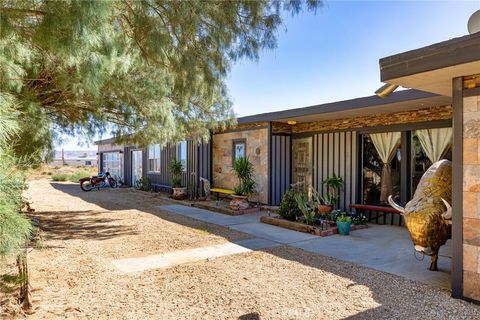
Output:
(148, 144), (161, 173)
(232, 139), (247, 164)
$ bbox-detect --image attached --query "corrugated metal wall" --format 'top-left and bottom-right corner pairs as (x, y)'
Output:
(312, 131), (358, 210)
(145, 141), (211, 197)
(270, 135), (292, 205)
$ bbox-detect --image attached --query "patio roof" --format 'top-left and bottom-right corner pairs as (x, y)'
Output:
(379, 32), (480, 96)
(237, 89), (451, 124)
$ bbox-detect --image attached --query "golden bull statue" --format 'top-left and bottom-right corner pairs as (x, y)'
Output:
(388, 160), (452, 271)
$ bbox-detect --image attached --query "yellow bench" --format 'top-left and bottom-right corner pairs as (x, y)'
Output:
(210, 188), (236, 206)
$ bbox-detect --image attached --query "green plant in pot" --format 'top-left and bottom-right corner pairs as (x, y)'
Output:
(336, 212), (351, 235)
(317, 175), (344, 214)
(231, 157), (256, 210)
(169, 159), (186, 199)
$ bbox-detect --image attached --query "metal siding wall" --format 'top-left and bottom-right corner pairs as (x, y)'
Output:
(270, 135), (291, 205)
(123, 147), (132, 186)
(311, 131), (357, 210)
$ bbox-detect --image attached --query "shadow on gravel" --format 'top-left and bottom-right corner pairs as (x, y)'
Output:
(48, 182), (250, 243)
(29, 209), (138, 241)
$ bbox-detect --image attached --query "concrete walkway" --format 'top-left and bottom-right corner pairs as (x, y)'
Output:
(157, 204), (452, 289)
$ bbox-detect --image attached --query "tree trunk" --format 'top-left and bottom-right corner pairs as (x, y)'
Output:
(16, 250), (33, 313)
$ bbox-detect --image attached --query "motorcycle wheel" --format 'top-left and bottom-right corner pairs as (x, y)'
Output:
(108, 178), (117, 188)
(80, 180), (94, 192)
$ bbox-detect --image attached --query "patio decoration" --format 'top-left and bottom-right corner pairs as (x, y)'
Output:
(199, 176), (211, 199)
(230, 157), (256, 210)
(336, 213), (352, 235)
(169, 159), (187, 200)
(314, 176), (344, 214)
(370, 132), (401, 203)
(388, 159), (452, 271)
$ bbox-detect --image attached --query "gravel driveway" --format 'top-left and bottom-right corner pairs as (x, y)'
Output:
(3, 179), (478, 319)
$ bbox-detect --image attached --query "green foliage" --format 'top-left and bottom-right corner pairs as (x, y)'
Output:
(232, 157), (256, 196)
(294, 192), (315, 225)
(134, 178), (151, 191)
(317, 175), (344, 205)
(51, 173), (68, 182)
(0, 101), (32, 258)
(278, 189), (302, 221)
(336, 212), (351, 223)
(0, 0), (321, 154)
(52, 171), (92, 183)
(169, 159), (183, 188)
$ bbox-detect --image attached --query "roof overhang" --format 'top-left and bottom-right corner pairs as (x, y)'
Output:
(237, 89), (451, 124)
(379, 32), (480, 96)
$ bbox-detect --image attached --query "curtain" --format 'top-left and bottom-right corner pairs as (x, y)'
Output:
(370, 132), (401, 204)
(416, 128), (452, 163)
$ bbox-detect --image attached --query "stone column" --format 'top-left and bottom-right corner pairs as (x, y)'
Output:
(463, 93), (480, 301)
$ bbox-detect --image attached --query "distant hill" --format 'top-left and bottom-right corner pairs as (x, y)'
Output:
(54, 150), (97, 160)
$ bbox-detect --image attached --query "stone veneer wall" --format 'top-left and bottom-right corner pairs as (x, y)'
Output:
(271, 105), (452, 134)
(212, 128), (269, 204)
(463, 95), (480, 301)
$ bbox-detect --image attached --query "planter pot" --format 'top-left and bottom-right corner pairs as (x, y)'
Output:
(336, 221), (351, 235)
(318, 204), (333, 215)
(230, 195), (249, 211)
(172, 187), (187, 200)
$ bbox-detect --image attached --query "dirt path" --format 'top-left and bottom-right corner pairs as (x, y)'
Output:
(3, 179), (479, 319)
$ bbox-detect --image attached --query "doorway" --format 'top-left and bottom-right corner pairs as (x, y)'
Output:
(131, 150), (143, 186)
(292, 137), (312, 192)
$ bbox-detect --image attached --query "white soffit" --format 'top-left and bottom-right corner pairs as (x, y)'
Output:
(386, 61), (480, 97)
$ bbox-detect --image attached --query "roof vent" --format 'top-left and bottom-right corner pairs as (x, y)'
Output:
(468, 9), (480, 34)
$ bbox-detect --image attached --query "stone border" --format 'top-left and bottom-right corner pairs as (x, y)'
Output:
(260, 216), (368, 237)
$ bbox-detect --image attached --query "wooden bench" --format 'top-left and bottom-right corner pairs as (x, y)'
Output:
(210, 188), (236, 206)
(349, 204), (403, 226)
(151, 183), (173, 193)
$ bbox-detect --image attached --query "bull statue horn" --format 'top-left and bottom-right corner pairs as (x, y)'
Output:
(441, 198), (452, 220)
(388, 195), (405, 215)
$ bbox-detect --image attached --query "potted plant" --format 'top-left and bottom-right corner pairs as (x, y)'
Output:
(336, 212), (352, 235)
(317, 175), (344, 214)
(169, 159), (187, 199)
(230, 157), (256, 210)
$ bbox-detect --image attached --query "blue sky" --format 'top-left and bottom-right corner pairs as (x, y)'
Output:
(59, 0), (479, 150)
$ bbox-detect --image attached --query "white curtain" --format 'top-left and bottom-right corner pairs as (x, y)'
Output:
(416, 128), (452, 163)
(370, 132), (401, 204)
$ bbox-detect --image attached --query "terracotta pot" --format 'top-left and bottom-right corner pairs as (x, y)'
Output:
(318, 204), (333, 214)
(172, 187), (187, 200)
(230, 195), (249, 211)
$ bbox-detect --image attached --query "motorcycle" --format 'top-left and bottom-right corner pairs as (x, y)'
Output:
(79, 172), (117, 192)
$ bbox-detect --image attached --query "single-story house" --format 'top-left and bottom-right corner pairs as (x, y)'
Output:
(96, 31), (480, 302)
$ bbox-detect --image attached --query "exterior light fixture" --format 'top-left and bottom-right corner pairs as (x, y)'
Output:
(287, 120), (297, 125)
(375, 83), (399, 98)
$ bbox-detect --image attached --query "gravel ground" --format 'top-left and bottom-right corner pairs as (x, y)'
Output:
(1, 179), (479, 319)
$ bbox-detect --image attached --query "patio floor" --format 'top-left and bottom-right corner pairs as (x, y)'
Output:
(159, 204), (451, 290)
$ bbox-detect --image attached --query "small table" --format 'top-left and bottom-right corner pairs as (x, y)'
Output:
(210, 188), (236, 206)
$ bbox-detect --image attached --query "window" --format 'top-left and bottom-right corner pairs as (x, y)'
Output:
(178, 141), (187, 171)
(411, 128), (452, 195)
(148, 144), (161, 172)
(102, 152), (121, 178)
(362, 132), (401, 205)
(233, 139), (246, 161)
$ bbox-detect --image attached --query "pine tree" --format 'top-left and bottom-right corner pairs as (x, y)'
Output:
(1, 0), (321, 154)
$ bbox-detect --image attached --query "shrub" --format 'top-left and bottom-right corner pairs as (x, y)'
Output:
(52, 173), (68, 181)
(232, 157), (256, 196)
(134, 178), (151, 191)
(169, 159), (183, 188)
(295, 192), (315, 225)
(278, 189), (302, 221)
